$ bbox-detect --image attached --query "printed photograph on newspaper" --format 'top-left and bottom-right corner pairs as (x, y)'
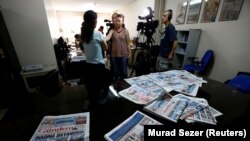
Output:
(144, 93), (187, 122)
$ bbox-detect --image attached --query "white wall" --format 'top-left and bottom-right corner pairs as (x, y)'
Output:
(116, 0), (155, 39)
(56, 11), (110, 43)
(56, 11), (83, 43)
(44, 0), (61, 44)
(165, 0), (250, 82)
(0, 0), (57, 68)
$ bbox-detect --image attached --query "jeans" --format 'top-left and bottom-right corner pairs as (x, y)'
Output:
(111, 57), (128, 80)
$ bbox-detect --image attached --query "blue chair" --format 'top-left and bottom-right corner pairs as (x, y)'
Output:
(184, 50), (214, 75)
(226, 72), (250, 94)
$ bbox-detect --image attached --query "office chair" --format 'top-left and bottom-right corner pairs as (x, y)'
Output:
(226, 72), (250, 94)
(184, 50), (214, 75)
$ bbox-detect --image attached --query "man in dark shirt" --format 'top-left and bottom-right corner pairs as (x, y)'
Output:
(156, 9), (178, 71)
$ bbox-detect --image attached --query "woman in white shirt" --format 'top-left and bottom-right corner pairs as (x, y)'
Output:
(80, 10), (112, 110)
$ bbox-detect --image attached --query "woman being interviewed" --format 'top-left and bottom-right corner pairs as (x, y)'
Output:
(105, 14), (131, 80)
(81, 10), (112, 110)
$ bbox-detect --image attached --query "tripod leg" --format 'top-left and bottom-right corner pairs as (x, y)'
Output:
(130, 67), (134, 77)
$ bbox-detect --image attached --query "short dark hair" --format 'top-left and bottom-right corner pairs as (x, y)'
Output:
(167, 9), (173, 21)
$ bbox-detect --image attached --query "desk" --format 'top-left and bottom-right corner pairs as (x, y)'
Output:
(21, 77), (250, 141)
(65, 49), (86, 80)
(114, 78), (250, 125)
(20, 65), (57, 92)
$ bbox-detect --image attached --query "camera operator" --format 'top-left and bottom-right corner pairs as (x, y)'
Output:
(156, 9), (178, 71)
(105, 14), (131, 80)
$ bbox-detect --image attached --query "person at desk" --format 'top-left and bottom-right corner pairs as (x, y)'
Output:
(74, 34), (84, 51)
(80, 10), (112, 109)
(98, 25), (104, 34)
(54, 37), (70, 79)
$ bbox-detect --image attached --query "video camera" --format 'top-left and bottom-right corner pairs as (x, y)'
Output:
(137, 7), (159, 44)
(104, 19), (114, 28)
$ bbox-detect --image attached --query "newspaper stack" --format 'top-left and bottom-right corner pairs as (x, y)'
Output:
(144, 93), (223, 125)
(125, 70), (207, 97)
(30, 112), (90, 141)
(104, 111), (162, 141)
(123, 70), (223, 125)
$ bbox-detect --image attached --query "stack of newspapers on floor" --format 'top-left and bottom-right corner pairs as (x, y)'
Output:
(30, 112), (90, 141)
(120, 70), (223, 124)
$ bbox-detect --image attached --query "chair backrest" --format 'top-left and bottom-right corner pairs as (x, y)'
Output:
(38, 69), (61, 96)
(201, 50), (213, 67)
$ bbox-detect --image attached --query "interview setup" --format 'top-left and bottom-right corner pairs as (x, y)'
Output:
(62, 6), (250, 140)
(85, 7), (250, 140)
(15, 6), (250, 141)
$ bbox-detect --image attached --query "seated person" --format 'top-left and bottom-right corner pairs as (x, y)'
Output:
(98, 25), (104, 34)
(74, 34), (84, 51)
(54, 37), (70, 78)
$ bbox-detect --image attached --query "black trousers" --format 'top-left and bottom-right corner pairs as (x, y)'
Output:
(84, 63), (113, 103)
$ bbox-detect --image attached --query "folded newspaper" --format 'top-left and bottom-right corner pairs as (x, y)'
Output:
(144, 93), (209, 123)
(30, 112), (90, 141)
(144, 93), (187, 123)
(185, 97), (223, 125)
(104, 111), (162, 141)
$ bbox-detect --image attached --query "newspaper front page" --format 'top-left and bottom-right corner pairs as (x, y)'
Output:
(144, 93), (187, 122)
(104, 111), (162, 141)
(118, 84), (161, 105)
(175, 94), (208, 120)
(30, 112), (90, 141)
(185, 98), (223, 125)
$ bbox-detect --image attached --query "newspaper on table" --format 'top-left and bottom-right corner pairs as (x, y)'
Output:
(30, 112), (90, 141)
(174, 94), (208, 120)
(104, 110), (162, 141)
(144, 93), (187, 122)
(124, 75), (164, 95)
(185, 98), (223, 125)
(144, 93), (209, 123)
(174, 83), (200, 97)
(118, 84), (161, 105)
(146, 70), (207, 96)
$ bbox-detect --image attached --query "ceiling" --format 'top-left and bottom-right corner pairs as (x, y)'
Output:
(51, 0), (135, 13)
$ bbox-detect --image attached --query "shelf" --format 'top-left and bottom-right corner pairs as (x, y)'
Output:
(177, 41), (188, 44)
(174, 29), (201, 68)
(175, 51), (185, 55)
